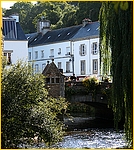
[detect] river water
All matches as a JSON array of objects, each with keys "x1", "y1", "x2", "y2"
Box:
[
  {"x1": 51, "y1": 113, "x2": 128, "y2": 149},
  {"x1": 23, "y1": 128, "x2": 127, "y2": 149},
  {"x1": 19, "y1": 113, "x2": 128, "y2": 148},
  {"x1": 52, "y1": 129, "x2": 127, "y2": 148}
]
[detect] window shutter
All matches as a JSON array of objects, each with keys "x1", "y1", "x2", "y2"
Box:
[
  {"x1": 91, "y1": 43, "x2": 93, "y2": 54},
  {"x1": 96, "y1": 43, "x2": 99, "y2": 54},
  {"x1": 84, "y1": 45, "x2": 87, "y2": 55},
  {"x1": 79, "y1": 45, "x2": 82, "y2": 55}
]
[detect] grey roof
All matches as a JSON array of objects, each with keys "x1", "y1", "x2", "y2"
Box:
[
  {"x1": 2, "y1": 18, "x2": 27, "y2": 40},
  {"x1": 70, "y1": 21, "x2": 100, "y2": 41},
  {"x1": 27, "y1": 21, "x2": 100, "y2": 47},
  {"x1": 27, "y1": 25, "x2": 82, "y2": 47}
]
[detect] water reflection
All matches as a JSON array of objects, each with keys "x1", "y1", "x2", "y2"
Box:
[{"x1": 53, "y1": 129, "x2": 127, "y2": 148}]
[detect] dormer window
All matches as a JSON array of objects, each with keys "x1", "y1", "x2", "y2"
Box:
[
  {"x1": 79, "y1": 44, "x2": 86, "y2": 56},
  {"x1": 47, "y1": 36, "x2": 51, "y2": 39},
  {"x1": 58, "y1": 34, "x2": 61, "y2": 37},
  {"x1": 67, "y1": 32, "x2": 70, "y2": 35}
]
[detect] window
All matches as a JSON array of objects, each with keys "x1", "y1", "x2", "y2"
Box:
[
  {"x1": 79, "y1": 44, "x2": 86, "y2": 56},
  {"x1": 56, "y1": 78, "x2": 60, "y2": 83},
  {"x1": 28, "y1": 52, "x2": 31, "y2": 60},
  {"x1": 51, "y1": 78, "x2": 54, "y2": 83},
  {"x1": 41, "y1": 50, "x2": 44, "y2": 58},
  {"x1": 81, "y1": 60, "x2": 86, "y2": 75},
  {"x1": 50, "y1": 49, "x2": 54, "y2": 58},
  {"x1": 66, "y1": 62, "x2": 70, "y2": 72},
  {"x1": 4, "y1": 52, "x2": 12, "y2": 65},
  {"x1": 58, "y1": 62, "x2": 62, "y2": 69},
  {"x1": 92, "y1": 42, "x2": 98, "y2": 55},
  {"x1": 46, "y1": 78, "x2": 50, "y2": 83},
  {"x1": 93, "y1": 59, "x2": 98, "y2": 74},
  {"x1": 35, "y1": 51, "x2": 38, "y2": 59},
  {"x1": 58, "y1": 48, "x2": 61, "y2": 55},
  {"x1": 42, "y1": 63, "x2": 46, "y2": 71},
  {"x1": 35, "y1": 64, "x2": 39, "y2": 72},
  {"x1": 66, "y1": 47, "x2": 70, "y2": 55}
]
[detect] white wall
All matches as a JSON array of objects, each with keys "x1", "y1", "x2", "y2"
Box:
[
  {"x1": 4, "y1": 40, "x2": 28, "y2": 64},
  {"x1": 29, "y1": 38, "x2": 100, "y2": 78},
  {"x1": 29, "y1": 41, "x2": 73, "y2": 76},
  {"x1": 72, "y1": 37, "x2": 100, "y2": 77}
]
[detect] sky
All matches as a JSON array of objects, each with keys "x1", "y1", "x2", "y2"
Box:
[{"x1": 1, "y1": 1, "x2": 37, "y2": 9}]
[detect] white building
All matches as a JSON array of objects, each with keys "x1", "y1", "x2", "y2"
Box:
[
  {"x1": 3, "y1": 14, "x2": 28, "y2": 65},
  {"x1": 70, "y1": 19, "x2": 100, "y2": 79},
  {"x1": 27, "y1": 18, "x2": 100, "y2": 78}
]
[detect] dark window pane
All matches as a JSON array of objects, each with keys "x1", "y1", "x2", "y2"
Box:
[{"x1": 56, "y1": 78, "x2": 59, "y2": 83}]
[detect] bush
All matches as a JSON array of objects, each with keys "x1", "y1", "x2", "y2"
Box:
[
  {"x1": 2, "y1": 60, "x2": 68, "y2": 148},
  {"x1": 82, "y1": 76, "x2": 99, "y2": 93}
]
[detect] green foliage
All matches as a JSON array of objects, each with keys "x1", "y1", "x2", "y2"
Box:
[
  {"x1": 65, "y1": 85, "x2": 76, "y2": 97},
  {"x1": 3, "y1": 1, "x2": 101, "y2": 33},
  {"x1": 99, "y1": 2, "x2": 132, "y2": 147},
  {"x1": 4, "y1": 2, "x2": 33, "y2": 33},
  {"x1": 2, "y1": 60, "x2": 68, "y2": 148},
  {"x1": 82, "y1": 76, "x2": 99, "y2": 93},
  {"x1": 76, "y1": 2, "x2": 102, "y2": 24},
  {"x1": 67, "y1": 102, "x2": 95, "y2": 115},
  {"x1": 65, "y1": 83, "x2": 88, "y2": 98}
]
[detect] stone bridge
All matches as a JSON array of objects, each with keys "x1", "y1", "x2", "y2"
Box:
[
  {"x1": 67, "y1": 93, "x2": 113, "y2": 120},
  {"x1": 65, "y1": 81, "x2": 113, "y2": 120},
  {"x1": 68, "y1": 93, "x2": 108, "y2": 107}
]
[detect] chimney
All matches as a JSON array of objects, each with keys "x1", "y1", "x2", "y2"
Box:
[
  {"x1": 37, "y1": 16, "x2": 51, "y2": 35},
  {"x1": 82, "y1": 18, "x2": 92, "y2": 27},
  {"x1": 10, "y1": 13, "x2": 19, "y2": 22}
]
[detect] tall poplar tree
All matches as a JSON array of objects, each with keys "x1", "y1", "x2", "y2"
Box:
[{"x1": 99, "y1": 2, "x2": 132, "y2": 147}]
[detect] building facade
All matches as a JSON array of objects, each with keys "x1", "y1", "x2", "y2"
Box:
[
  {"x1": 27, "y1": 18, "x2": 100, "y2": 79},
  {"x1": 70, "y1": 20, "x2": 100, "y2": 79},
  {"x1": 42, "y1": 59, "x2": 65, "y2": 98},
  {"x1": 3, "y1": 14, "x2": 28, "y2": 65}
]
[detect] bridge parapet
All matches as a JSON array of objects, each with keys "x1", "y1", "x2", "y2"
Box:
[
  {"x1": 68, "y1": 93, "x2": 108, "y2": 105},
  {"x1": 65, "y1": 81, "x2": 111, "y2": 106}
]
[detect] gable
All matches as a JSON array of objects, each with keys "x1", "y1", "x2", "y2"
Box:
[{"x1": 42, "y1": 61, "x2": 64, "y2": 77}]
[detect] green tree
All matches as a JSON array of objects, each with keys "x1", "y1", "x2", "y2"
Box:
[
  {"x1": 61, "y1": 3, "x2": 78, "y2": 27},
  {"x1": 2, "y1": 60, "x2": 68, "y2": 148},
  {"x1": 3, "y1": 1, "x2": 102, "y2": 33},
  {"x1": 99, "y1": 2, "x2": 132, "y2": 147},
  {"x1": 76, "y1": 2, "x2": 102, "y2": 24},
  {"x1": 4, "y1": 2, "x2": 33, "y2": 33}
]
